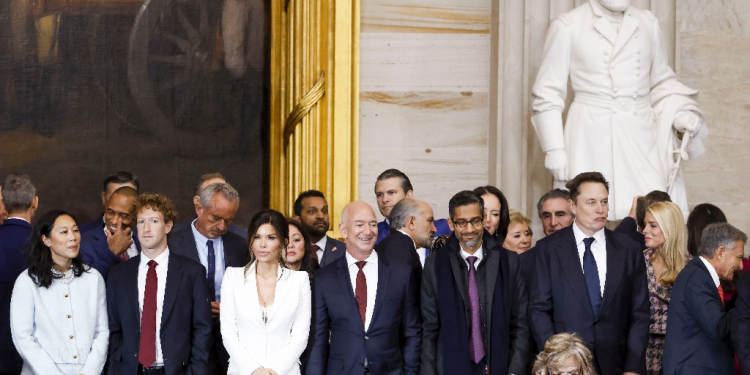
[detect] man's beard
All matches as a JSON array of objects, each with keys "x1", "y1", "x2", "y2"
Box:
[
  {"x1": 598, "y1": 0, "x2": 629, "y2": 12},
  {"x1": 463, "y1": 239, "x2": 480, "y2": 248}
]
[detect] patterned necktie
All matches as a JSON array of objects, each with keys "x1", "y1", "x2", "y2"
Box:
[
  {"x1": 582, "y1": 237, "x2": 602, "y2": 317},
  {"x1": 718, "y1": 285, "x2": 725, "y2": 307},
  {"x1": 355, "y1": 261, "x2": 367, "y2": 327},
  {"x1": 467, "y1": 256, "x2": 485, "y2": 363},
  {"x1": 207, "y1": 240, "x2": 216, "y2": 302},
  {"x1": 310, "y1": 244, "x2": 321, "y2": 264},
  {"x1": 139, "y1": 260, "x2": 158, "y2": 368}
]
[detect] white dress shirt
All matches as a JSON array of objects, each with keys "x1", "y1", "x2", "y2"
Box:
[
  {"x1": 459, "y1": 244, "x2": 484, "y2": 270},
  {"x1": 10, "y1": 268, "x2": 109, "y2": 375},
  {"x1": 572, "y1": 222, "x2": 607, "y2": 297},
  {"x1": 699, "y1": 256, "x2": 721, "y2": 288},
  {"x1": 138, "y1": 249, "x2": 170, "y2": 367},
  {"x1": 314, "y1": 236, "x2": 328, "y2": 264},
  {"x1": 346, "y1": 251, "x2": 378, "y2": 331},
  {"x1": 191, "y1": 220, "x2": 226, "y2": 301}
]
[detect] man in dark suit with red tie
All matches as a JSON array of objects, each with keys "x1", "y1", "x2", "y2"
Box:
[
  {"x1": 293, "y1": 190, "x2": 346, "y2": 268},
  {"x1": 306, "y1": 201, "x2": 421, "y2": 375},
  {"x1": 528, "y1": 172, "x2": 649, "y2": 375},
  {"x1": 107, "y1": 193, "x2": 212, "y2": 375}
]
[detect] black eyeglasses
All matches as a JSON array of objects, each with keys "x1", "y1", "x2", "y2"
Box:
[{"x1": 452, "y1": 217, "x2": 483, "y2": 229}]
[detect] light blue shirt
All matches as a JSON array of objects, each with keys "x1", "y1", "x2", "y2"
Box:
[{"x1": 191, "y1": 219, "x2": 226, "y2": 302}]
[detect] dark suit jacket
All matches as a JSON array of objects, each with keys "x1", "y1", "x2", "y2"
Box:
[
  {"x1": 375, "y1": 230, "x2": 423, "y2": 289},
  {"x1": 106, "y1": 253, "x2": 213, "y2": 375},
  {"x1": 79, "y1": 213, "x2": 104, "y2": 234},
  {"x1": 733, "y1": 270, "x2": 750, "y2": 375},
  {"x1": 0, "y1": 218, "x2": 32, "y2": 374},
  {"x1": 80, "y1": 225, "x2": 141, "y2": 281},
  {"x1": 613, "y1": 217, "x2": 646, "y2": 250},
  {"x1": 318, "y1": 235, "x2": 346, "y2": 268},
  {"x1": 421, "y1": 234, "x2": 530, "y2": 375},
  {"x1": 528, "y1": 225, "x2": 649, "y2": 375},
  {"x1": 306, "y1": 253, "x2": 421, "y2": 375},
  {"x1": 663, "y1": 257, "x2": 734, "y2": 375},
  {"x1": 377, "y1": 219, "x2": 451, "y2": 245}
]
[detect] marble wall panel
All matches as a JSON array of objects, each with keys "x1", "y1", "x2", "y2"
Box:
[{"x1": 362, "y1": 4, "x2": 491, "y2": 34}]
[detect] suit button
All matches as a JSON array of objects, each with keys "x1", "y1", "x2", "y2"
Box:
[
  {"x1": 64, "y1": 294, "x2": 69, "y2": 298},
  {"x1": 70, "y1": 335, "x2": 74, "y2": 339},
  {"x1": 73, "y1": 355, "x2": 77, "y2": 359},
  {"x1": 67, "y1": 315, "x2": 71, "y2": 318}
]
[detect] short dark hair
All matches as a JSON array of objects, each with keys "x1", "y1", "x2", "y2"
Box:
[
  {"x1": 134, "y1": 193, "x2": 178, "y2": 225},
  {"x1": 1, "y1": 174, "x2": 35, "y2": 213},
  {"x1": 636, "y1": 190, "x2": 672, "y2": 231},
  {"x1": 293, "y1": 190, "x2": 326, "y2": 216},
  {"x1": 536, "y1": 189, "x2": 571, "y2": 218},
  {"x1": 27, "y1": 210, "x2": 88, "y2": 288},
  {"x1": 473, "y1": 185, "x2": 510, "y2": 240},
  {"x1": 448, "y1": 190, "x2": 484, "y2": 219},
  {"x1": 565, "y1": 172, "x2": 609, "y2": 204},
  {"x1": 375, "y1": 169, "x2": 413, "y2": 194},
  {"x1": 102, "y1": 171, "x2": 139, "y2": 192},
  {"x1": 194, "y1": 173, "x2": 226, "y2": 196},
  {"x1": 698, "y1": 222, "x2": 747, "y2": 259},
  {"x1": 687, "y1": 203, "x2": 727, "y2": 257}
]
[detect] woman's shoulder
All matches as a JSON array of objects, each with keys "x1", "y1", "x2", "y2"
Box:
[
  {"x1": 285, "y1": 269, "x2": 311, "y2": 283},
  {"x1": 224, "y1": 266, "x2": 247, "y2": 279}
]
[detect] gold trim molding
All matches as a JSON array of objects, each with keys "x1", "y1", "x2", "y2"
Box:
[{"x1": 270, "y1": 0, "x2": 360, "y2": 234}]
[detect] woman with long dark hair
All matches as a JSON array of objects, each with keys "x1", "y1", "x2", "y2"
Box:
[
  {"x1": 221, "y1": 209, "x2": 311, "y2": 375},
  {"x1": 285, "y1": 219, "x2": 320, "y2": 282},
  {"x1": 472, "y1": 185, "x2": 510, "y2": 239},
  {"x1": 10, "y1": 210, "x2": 108, "y2": 374}
]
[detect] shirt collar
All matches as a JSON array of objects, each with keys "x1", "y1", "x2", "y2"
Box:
[
  {"x1": 6, "y1": 216, "x2": 30, "y2": 223},
  {"x1": 572, "y1": 221, "x2": 606, "y2": 246},
  {"x1": 699, "y1": 256, "x2": 721, "y2": 287},
  {"x1": 397, "y1": 229, "x2": 417, "y2": 249},
  {"x1": 345, "y1": 249, "x2": 377, "y2": 267},
  {"x1": 315, "y1": 235, "x2": 328, "y2": 250},
  {"x1": 140, "y1": 248, "x2": 170, "y2": 267},
  {"x1": 459, "y1": 243, "x2": 484, "y2": 263}
]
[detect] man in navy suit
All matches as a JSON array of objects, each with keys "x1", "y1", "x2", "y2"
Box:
[
  {"x1": 293, "y1": 190, "x2": 346, "y2": 268},
  {"x1": 528, "y1": 172, "x2": 649, "y2": 375},
  {"x1": 168, "y1": 182, "x2": 249, "y2": 375},
  {"x1": 107, "y1": 193, "x2": 212, "y2": 375},
  {"x1": 172, "y1": 173, "x2": 247, "y2": 239},
  {"x1": 664, "y1": 223, "x2": 746, "y2": 375},
  {"x1": 0, "y1": 174, "x2": 38, "y2": 375},
  {"x1": 79, "y1": 171, "x2": 139, "y2": 234},
  {"x1": 80, "y1": 186, "x2": 140, "y2": 280},
  {"x1": 307, "y1": 201, "x2": 421, "y2": 375},
  {"x1": 374, "y1": 169, "x2": 451, "y2": 244}
]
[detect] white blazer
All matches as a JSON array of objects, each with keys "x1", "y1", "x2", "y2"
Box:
[{"x1": 221, "y1": 264, "x2": 311, "y2": 375}]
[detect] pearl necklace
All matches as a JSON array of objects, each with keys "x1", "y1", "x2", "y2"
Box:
[{"x1": 51, "y1": 266, "x2": 75, "y2": 284}]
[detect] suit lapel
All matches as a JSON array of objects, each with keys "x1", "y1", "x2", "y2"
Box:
[
  {"x1": 594, "y1": 16, "x2": 618, "y2": 46},
  {"x1": 483, "y1": 242, "x2": 500, "y2": 316},
  {"x1": 368, "y1": 257, "x2": 391, "y2": 332},
  {"x1": 448, "y1": 249, "x2": 471, "y2": 312},
  {"x1": 126, "y1": 256, "x2": 142, "y2": 323},
  {"x1": 268, "y1": 268, "x2": 293, "y2": 321},
  {"x1": 321, "y1": 236, "x2": 341, "y2": 267},
  {"x1": 612, "y1": 10, "x2": 640, "y2": 57},
  {"x1": 335, "y1": 257, "x2": 362, "y2": 326},
  {"x1": 181, "y1": 230, "x2": 201, "y2": 263},
  {"x1": 600, "y1": 230, "x2": 625, "y2": 318},
  {"x1": 161, "y1": 254, "x2": 184, "y2": 327},
  {"x1": 556, "y1": 228, "x2": 595, "y2": 318}
]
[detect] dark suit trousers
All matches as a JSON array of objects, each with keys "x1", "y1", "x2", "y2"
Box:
[{"x1": 208, "y1": 317, "x2": 229, "y2": 375}]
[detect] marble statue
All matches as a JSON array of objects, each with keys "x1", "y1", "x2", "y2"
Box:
[{"x1": 531, "y1": 0, "x2": 708, "y2": 220}]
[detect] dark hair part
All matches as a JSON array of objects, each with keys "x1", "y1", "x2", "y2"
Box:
[
  {"x1": 375, "y1": 169, "x2": 413, "y2": 194},
  {"x1": 1, "y1": 174, "x2": 35, "y2": 213},
  {"x1": 473, "y1": 185, "x2": 510, "y2": 240},
  {"x1": 698, "y1": 222, "x2": 747, "y2": 258},
  {"x1": 565, "y1": 172, "x2": 609, "y2": 204},
  {"x1": 194, "y1": 173, "x2": 226, "y2": 196},
  {"x1": 134, "y1": 193, "x2": 178, "y2": 225},
  {"x1": 636, "y1": 190, "x2": 672, "y2": 231},
  {"x1": 448, "y1": 190, "x2": 484, "y2": 219},
  {"x1": 293, "y1": 190, "x2": 326, "y2": 216},
  {"x1": 687, "y1": 203, "x2": 727, "y2": 257},
  {"x1": 536, "y1": 189, "x2": 571, "y2": 218},
  {"x1": 102, "y1": 171, "x2": 139, "y2": 192},
  {"x1": 288, "y1": 219, "x2": 320, "y2": 281},
  {"x1": 27, "y1": 210, "x2": 88, "y2": 288},
  {"x1": 246, "y1": 209, "x2": 290, "y2": 269}
]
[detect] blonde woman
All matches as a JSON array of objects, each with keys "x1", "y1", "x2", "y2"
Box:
[
  {"x1": 503, "y1": 210, "x2": 533, "y2": 254},
  {"x1": 642, "y1": 201, "x2": 689, "y2": 375},
  {"x1": 532, "y1": 333, "x2": 596, "y2": 375}
]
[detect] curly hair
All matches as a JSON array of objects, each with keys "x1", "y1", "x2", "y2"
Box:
[
  {"x1": 133, "y1": 193, "x2": 178, "y2": 224},
  {"x1": 532, "y1": 333, "x2": 596, "y2": 375}
]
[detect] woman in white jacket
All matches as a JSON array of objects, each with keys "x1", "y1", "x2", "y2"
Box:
[
  {"x1": 10, "y1": 210, "x2": 108, "y2": 375},
  {"x1": 221, "y1": 209, "x2": 311, "y2": 375}
]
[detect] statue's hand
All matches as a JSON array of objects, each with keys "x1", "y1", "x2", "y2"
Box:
[
  {"x1": 673, "y1": 111, "x2": 700, "y2": 135},
  {"x1": 545, "y1": 149, "x2": 568, "y2": 182}
]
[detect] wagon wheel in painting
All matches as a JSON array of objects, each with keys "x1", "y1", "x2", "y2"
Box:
[{"x1": 128, "y1": 0, "x2": 244, "y2": 156}]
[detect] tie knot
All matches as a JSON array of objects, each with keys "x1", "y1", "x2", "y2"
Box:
[
  {"x1": 467, "y1": 256, "x2": 478, "y2": 265},
  {"x1": 356, "y1": 261, "x2": 367, "y2": 270},
  {"x1": 583, "y1": 237, "x2": 595, "y2": 248},
  {"x1": 206, "y1": 239, "x2": 214, "y2": 248},
  {"x1": 147, "y1": 260, "x2": 158, "y2": 268},
  {"x1": 311, "y1": 244, "x2": 321, "y2": 252}
]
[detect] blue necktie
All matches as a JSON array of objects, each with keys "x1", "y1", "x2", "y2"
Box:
[
  {"x1": 582, "y1": 237, "x2": 601, "y2": 317},
  {"x1": 207, "y1": 239, "x2": 216, "y2": 302}
]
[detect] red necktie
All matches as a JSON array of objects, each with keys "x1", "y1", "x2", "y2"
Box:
[
  {"x1": 139, "y1": 260, "x2": 158, "y2": 367},
  {"x1": 310, "y1": 244, "x2": 321, "y2": 264},
  {"x1": 355, "y1": 261, "x2": 367, "y2": 326},
  {"x1": 119, "y1": 252, "x2": 130, "y2": 261},
  {"x1": 718, "y1": 285, "x2": 725, "y2": 307}
]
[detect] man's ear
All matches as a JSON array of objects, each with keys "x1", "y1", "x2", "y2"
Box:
[
  {"x1": 31, "y1": 196, "x2": 39, "y2": 210},
  {"x1": 194, "y1": 199, "x2": 204, "y2": 216},
  {"x1": 101, "y1": 192, "x2": 108, "y2": 207},
  {"x1": 165, "y1": 221, "x2": 174, "y2": 234},
  {"x1": 406, "y1": 190, "x2": 414, "y2": 199},
  {"x1": 715, "y1": 246, "x2": 727, "y2": 261},
  {"x1": 407, "y1": 215, "x2": 417, "y2": 231},
  {"x1": 448, "y1": 217, "x2": 455, "y2": 232},
  {"x1": 568, "y1": 199, "x2": 576, "y2": 216},
  {"x1": 293, "y1": 215, "x2": 300, "y2": 221},
  {"x1": 338, "y1": 222, "x2": 347, "y2": 240}
]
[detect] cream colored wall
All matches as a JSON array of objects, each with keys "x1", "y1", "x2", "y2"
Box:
[{"x1": 358, "y1": 0, "x2": 750, "y2": 239}]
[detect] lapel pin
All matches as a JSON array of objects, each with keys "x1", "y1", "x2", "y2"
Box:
[{"x1": 332, "y1": 247, "x2": 338, "y2": 252}]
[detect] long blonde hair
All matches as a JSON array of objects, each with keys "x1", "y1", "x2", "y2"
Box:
[
  {"x1": 647, "y1": 201, "x2": 689, "y2": 285},
  {"x1": 532, "y1": 333, "x2": 596, "y2": 375}
]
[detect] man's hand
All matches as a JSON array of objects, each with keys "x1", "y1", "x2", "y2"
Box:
[
  {"x1": 106, "y1": 222, "x2": 133, "y2": 256},
  {"x1": 544, "y1": 149, "x2": 569, "y2": 182},
  {"x1": 673, "y1": 111, "x2": 700, "y2": 134},
  {"x1": 211, "y1": 302, "x2": 220, "y2": 317},
  {"x1": 628, "y1": 195, "x2": 642, "y2": 219}
]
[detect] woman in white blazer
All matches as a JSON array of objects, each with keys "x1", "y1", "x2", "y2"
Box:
[
  {"x1": 10, "y1": 210, "x2": 108, "y2": 375},
  {"x1": 221, "y1": 209, "x2": 311, "y2": 375}
]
